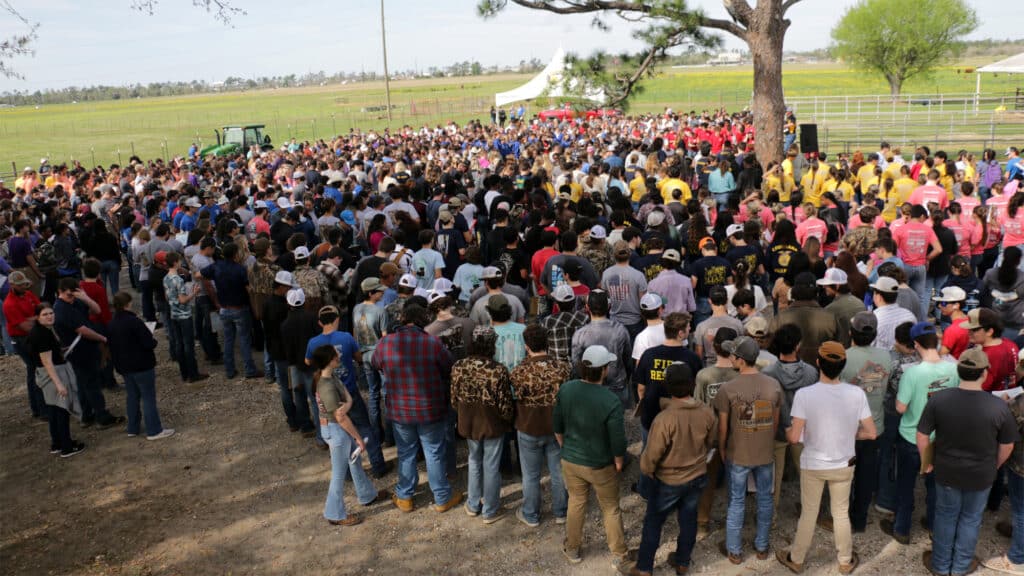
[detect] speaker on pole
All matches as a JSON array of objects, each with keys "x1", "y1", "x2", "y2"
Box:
[{"x1": 799, "y1": 123, "x2": 819, "y2": 155}]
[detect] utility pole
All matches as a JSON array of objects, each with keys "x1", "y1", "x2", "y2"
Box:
[{"x1": 380, "y1": 0, "x2": 392, "y2": 124}]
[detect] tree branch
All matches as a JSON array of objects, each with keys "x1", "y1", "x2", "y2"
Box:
[
  {"x1": 781, "y1": 0, "x2": 805, "y2": 13},
  {"x1": 723, "y1": 0, "x2": 753, "y2": 27},
  {"x1": 700, "y1": 16, "x2": 747, "y2": 40},
  {"x1": 508, "y1": 0, "x2": 650, "y2": 15}
]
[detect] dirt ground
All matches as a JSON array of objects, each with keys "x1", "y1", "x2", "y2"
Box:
[{"x1": 0, "y1": 336, "x2": 1018, "y2": 576}]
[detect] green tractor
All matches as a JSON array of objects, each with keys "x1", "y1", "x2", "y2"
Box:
[{"x1": 198, "y1": 124, "x2": 273, "y2": 157}]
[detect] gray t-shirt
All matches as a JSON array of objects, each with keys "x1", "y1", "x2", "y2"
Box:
[
  {"x1": 470, "y1": 293, "x2": 527, "y2": 326},
  {"x1": 601, "y1": 264, "x2": 648, "y2": 327},
  {"x1": 412, "y1": 248, "x2": 446, "y2": 290},
  {"x1": 190, "y1": 253, "x2": 215, "y2": 296},
  {"x1": 693, "y1": 315, "x2": 745, "y2": 365},
  {"x1": 840, "y1": 345, "x2": 893, "y2": 434}
]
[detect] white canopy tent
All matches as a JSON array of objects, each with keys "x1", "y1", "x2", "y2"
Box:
[
  {"x1": 975, "y1": 52, "x2": 1024, "y2": 110},
  {"x1": 495, "y1": 47, "x2": 606, "y2": 107}
]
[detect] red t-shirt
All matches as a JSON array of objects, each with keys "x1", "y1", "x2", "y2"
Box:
[
  {"x1": 531, "y1": 247, "x2": 560, "y2": 295},
  {"x1": 892, "y1": 220, "x2": 937, "y2": 267},
  {"x1": 2, "y1": 290, "x2": 40, "y2": 337},
  {"x1": 941, "y1": 320, "x2": 970, "y2": 359},
  {"x1": 79, "y1": 279, "x2": 111, "y2": 325},
  {"x1": 981, "y1": 339, "x2": 1020, "y2": 392}
]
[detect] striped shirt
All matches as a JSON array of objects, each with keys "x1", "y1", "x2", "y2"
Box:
[{"x1": 872, "y1": 304, "x2": 917, "y2": 351}]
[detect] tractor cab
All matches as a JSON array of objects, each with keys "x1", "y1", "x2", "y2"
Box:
[{"x1": 199, "y1": 124, "x2": 273, "y2": 157}]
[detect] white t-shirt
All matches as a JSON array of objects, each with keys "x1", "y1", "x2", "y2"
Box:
[
  {"x1": 790, "y1": 381, "x2": 872, "y2": 470},
  {"x1": 632, "y1": 323, "x2": 666, "y2": 361}
]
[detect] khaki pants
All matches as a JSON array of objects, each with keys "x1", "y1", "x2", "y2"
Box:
[
  {"x1": 789, "y1": 466, "x2": 855, "y2": 565},
  {"x1": 561, "y1": 460, "x2": 627, "y2": 556},
  {"x1": 773, "y1": 440, "x2": 803, "y2": 507},
  {"x1": 697, "y1": 455, "x2": 722, "y2": 525}
]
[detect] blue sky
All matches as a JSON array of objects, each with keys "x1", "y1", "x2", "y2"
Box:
[{"x1": 1, "y1": 0, "x2": 1019, "y2": 91}]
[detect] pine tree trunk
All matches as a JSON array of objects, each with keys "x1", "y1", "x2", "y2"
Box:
[{"x1": 746, "y1": 13, "x2": 786, "y2": 168}]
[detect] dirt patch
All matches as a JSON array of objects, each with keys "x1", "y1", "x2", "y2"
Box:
[{"x1": 0, "y1": 341, "x2": 1015, "y2": 575}]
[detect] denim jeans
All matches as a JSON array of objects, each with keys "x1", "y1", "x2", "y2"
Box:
[
  {"x1": 157, "y1": 300, "x2": 176, "y2": 362},
  {"x1": 12, "y1": 335, "x2": 46, "y2": 418},
  {"x1": 445, "y1": 408, "x2": 457, "y2": 477},
  {"x1": 1010, "y1": 469, "x2": 1024, "y2": 564},
  {"x1": 894, "y1": 437, "x2": 936, "y2": 537},
  {"x1": 361, "y1": 351, "x2": 388, "y2": 440},
  {"x1": 903, "y1": 264, "x2": 927, "y2": 320},
  {"x1": 726, "y1": 462, "x2": 774, "y2": 555},
  {"x1": 122, "y1": 368, "x2": 164, "y2": 437},
  {"x1": 72, "y1": 357, "x2": 113, "y2": 424},
  {"x1": 392, "y1": 420, "x2": 452, "y2": 505},
  {"x1": 100, "y1": 259, "x2": 120, "y2": 296},
  {"x1": 219, "y1": 307, "x2": 258, "y2": 378},
  {"x1": 288, "y1": 366, "x2": 322, "y2": 444},
  {"x1": 518, "y1": 431, "x2": 567, "y2": 524},
  {"x1": 925, "y1": 275, "x2": 947, "y2": 321},
  {"x1": 637, "y1": 475, "x2": 707, "y2": 572},
  {"x1": 637, "y1": 426, "x2": 654, "y2": 499},
  {"x1": 693, "y1": 298, "x2": 712, "y2": 328},
  {"x1": 169, "y1": 316, "x2": 200, "y2": 380},
  {"x1": 850, "y1": 438, "x2": 880, "y2": 531},
  {"x1": 876, "y1": 411, "x2": 901, "y2": 512},
  {"x1": 274, "y1": 360, "x2": 312, "y2": 431},
  {"x1": 321, "y1": 422, "x2": 377, "y2": 521},
  {"x1": 348, "y1": 390, "x2": 386, "y2": 475},
  {"x1": 0, "y1": 302, "x2": 15, "y2": 355},
  {"x1": 193, "y1": 295, "x2": 221, "y2": 361},
  {"x1": 466, "y1": 437, "x2": 504, "y2": 518},
  {"x1": 931, "y1": 482, "x2": 991, "y2": 574}
]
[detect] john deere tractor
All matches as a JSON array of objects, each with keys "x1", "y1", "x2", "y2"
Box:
[{"x1": 199, "y1": 124, "x2": 273, "y2": 157}]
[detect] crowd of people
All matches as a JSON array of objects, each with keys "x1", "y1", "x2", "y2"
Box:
[{"x1": 2, "y1": 107, "x2": 1024, "y2": 574}]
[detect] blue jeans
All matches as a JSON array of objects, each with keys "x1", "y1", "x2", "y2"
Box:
[
  {"x1": 219, "y1": 307, "x2": 258, "y2": 378},
  {"x1": 288, "y1": 366, "x2": 322, "y2": 444},
  {"x1": 1010, "y1": 469, "x2": 1024, "y2": 564},
  {"x1": 100, "y1": 259, "x2": 120, "y2": 296},
  {"x1": 903, "y1": 264, "x2": 927, "y2": 319},
  {"x1": 0, "y1": 301, "x2": 14, "y2": 355},
  {"x1": 894, "y1": 437, "x2": 936, "y2": 537},
  {"x1": 361, "y1": 352, "x2": 387, "y2": 440},
  {"x1": 122, "y1": 368, "x2": 163, "y2": 437},
  {"x1": 274, "y1": 360, "x2": 312, "y2": 431},
  {"x1": 157, "y1": 300, "x2": 176, "y2": 362},
  {"x1": 518, "y1": 431, "x2": 567, "y2": 523},
  {"x1": 193, "y1": 295, "x2": 221, "y2": 361},
  {"x1": 321, "y1": 422, "x2": 377, "y2": 521},
  {"x1": 637, "y1": 426, "x2": 654, "y2": 499},
  {"x1": 12, "y1": 335, "x2": 46, "y2": 418},
  {"x1": 693, "y1": 298, "x2": 712, "y2": 328},
  {"x1": 925, "y1": 275, "x2": 948, "y2": 321},
  {"x1": 726, "y1": 462, "x2": 773, "y2": 555},
  {"x1": 392, "y1": 420, "x2": 452, "y2": 505},
  {"x1": 637, "y1": 475, "x2": 707, "y2": 572},
  {"x1": 466, "y1": 437, "x2": 504, "y2": 518},
  {"x1": 169, "y1": 316, "x2": 200, "y2": 380},
  {"x1": 876, "y1": 411, "x2": 901, "y2": 512},
  {"x1": 931, "y1": 482, "x2": 991, "y2": 574},
  {"x1": 348, "y1": 390, "x2": 387, "y2": 475},
  {"x1": 72, "y1": 357, "x2": 113, "y2": 424}
]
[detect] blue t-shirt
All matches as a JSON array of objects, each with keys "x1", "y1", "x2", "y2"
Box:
[
  {"x1": 1008, "y1": 157, "x2": 1022, "y2": 181},
  {"x1": 305, "y1": 330, "x2": 359, "y2": 395},
  {"x1": 412, "y1": 248, "x2": 446, "y2": 290}
]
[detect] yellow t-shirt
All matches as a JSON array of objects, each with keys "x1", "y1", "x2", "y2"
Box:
[
  {"x1": 964, "y1": 162, "x2": 976, "y2": 183},
  {"x1": 629, "y1": 175, "x2": 647, "y2": 203},
  {"x1": 857, "y1": 164, "x2": 877, "y2": 195},
  {"x1": 658, "y1": 177, "x2": 691, "y2": 204},
  {"x1": 882, "y1": 177, "x2": 917, "y2": 222},
  {"x1": 570, "y1": 182, "x2": 584, "y2": 203},
  {"x1": 764, "y1": 174, "x2": 796, "y2": 203},
  {"x1": 782, "y1": 158, "x2": 794, "y2": 178},
  {"x1": 940, "y1": 175, "x2": 954, "y2": 200},
  {"x1": 801, "y1": 171, "x2": 822, "y2": 206}
]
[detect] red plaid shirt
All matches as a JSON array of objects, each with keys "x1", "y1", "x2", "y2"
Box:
[{"x1": 372, "y1": 325, "x2": 453, "y2": 425}]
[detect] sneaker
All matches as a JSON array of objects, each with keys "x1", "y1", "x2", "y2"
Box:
[
  {"x1": 49, "y1": 446, "x2": 60, "y2": 455},
  {"x1": 880, "y1": 517, "x2": 909, "y2": 545},
  {"x1": 554, "y1": 516, "x2": 566, "y2": 525},
  {"x1": 147, "y1": 429, "x2": 176, "y2": 441},
  {"x1": 874, "y1": 503, "x2": 895, "y2": 516},
  {"x1": 60, "y1": 443, "x2": 86, "y2": 458},
  {"x1": 126, "y1": 431, "x2": 139, "y2": 437},
  {"x1": 562, "y1": 547, "x2": 583, "y2": 564},
  {"x1": 613, "y1": 553, "x2": 638, "y2": 574},
  {"x1": 776, "y1": 550, "x2": 804, "y2": 574},
  {"x1": 983, "y1": 554, "x2": 1024, "y2": 574},
  {"x1": 515, "y1": 506, "x2": 539, "y2": 528},
  {"x1": 96, "y1": 416, "x2": 126, "y2": 430},
  {"x1": 482, "y1": 508, "x2": 506, "y2": 524},
  {"x1": 432, "y1": 492, "x2": 463, "y2": 513},
  {"x1": 464, "y1": 502, "x2": 479, "y2": 517}
]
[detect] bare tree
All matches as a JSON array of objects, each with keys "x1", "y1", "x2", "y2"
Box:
[
  {"x1": 1, "y1": 1, "x2": 245, "y2": 79},
  {"x1": 479, "y1": 0, "x2": 806, "y2": 165}
]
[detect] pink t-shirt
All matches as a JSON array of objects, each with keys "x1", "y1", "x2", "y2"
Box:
[
  {"x1": 892, "y1": 220, "x2": 937, "y2": 266},
  {"x1": 737, "y1": 204, "x2": 776, "y2": 230},
  {"x1": 795, "y1": 217, "x2": 828, "y2": 254},
  {"x1": 848, "y1": 214, "x2": 885, "y2": 230},
  {"x1": 957, "y1": 195, "x2": 980, "y2": 217},
  {"x1": 1000, "y1": 209, "x2": 1024, "y2": 248},
  {"x1": 943, "y1": 218, "x2": 973, "y2": 258},
  {"x1": 909, "y1": 185, "x2": 948, "y2": 210},
  {"x1": 989, "y1": 194, "x2": 1010, "y2": 222}
]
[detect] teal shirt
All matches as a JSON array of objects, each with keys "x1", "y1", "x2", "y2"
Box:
[
  {"x1": 897, "y1": 359, "x2": 959, "y2": 444},
  {"x1": 553, "y1": 379, "x2": 626, "y2": 468}
]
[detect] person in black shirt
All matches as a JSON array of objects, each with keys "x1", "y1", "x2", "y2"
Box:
[
  {"x1": 689, "y1": 237, "x2": 732, "y2": 326},
  {"x1": 28, "y1": 302, "x2": 84, "y2": 457},
  {"x1": 498, "y1": 227, "x2": 530, "y2": 289}
]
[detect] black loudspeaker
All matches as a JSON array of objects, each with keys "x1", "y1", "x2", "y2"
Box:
[{"x1": 799, "y1": 123, "x2": 819, "y2": 154}]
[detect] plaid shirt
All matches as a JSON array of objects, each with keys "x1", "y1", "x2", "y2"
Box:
[
  {"x1": 372, "y1": 325, "x2": 453, "y2": 425},
  {"x1": 540, "y1": 311, "x2": 590, "y2": 364}
]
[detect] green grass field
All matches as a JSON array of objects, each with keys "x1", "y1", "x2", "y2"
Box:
[{"x1": 1, "y1": 61, "x2": 1021, "y2": 173}]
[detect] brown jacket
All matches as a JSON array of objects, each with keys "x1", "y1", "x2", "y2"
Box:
[{"x1": 640, "y1": 398, "x2": 717, "y2": 485}]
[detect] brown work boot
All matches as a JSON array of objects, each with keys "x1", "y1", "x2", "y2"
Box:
[
  {"x1": 327, "y1": 515, "x2": 362, "y2": 526},
  {"x1": 718, "y1": 540, "x2": 742, "y2": 565},
  {"x1": 391, "y1": 493, "x2": 414, "y2": 513},
  {"x1": 838, "y1": 551, "x2": 859, "y2": 575},
  {"x1": 432, "y1": 492, "x2": 464, "y2": 513}
]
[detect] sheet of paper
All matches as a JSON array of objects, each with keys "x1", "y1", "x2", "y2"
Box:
[
  {"x1": 145, "y1": 322, "x2": 157, "y2": 334},
  {"x1": 993, "y1": 387, "x2": 1024, "y2": 399}
]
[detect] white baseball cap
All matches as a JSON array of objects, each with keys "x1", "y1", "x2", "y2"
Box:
[
  {"x1": 274, "y1": 270, "x2": 297, "y2": 287},
  {"x1": 816, "y1": 268, "x2": 848, "y2": 286},
  {"x1": 432, "y1": 277, "x2": 454, "y2": 294},
  {"x1": 427, "y1": 290, "x2": 445, "y2": 305},
  {"x1": 640, "y1": 293, "x2": 663, "y2": 311},
  {"x1": 552, "y1": 284, "x2": 576, "y2": 303},
  {"x1": 184, "y1": 197, "x2": 202, "y2": 208},
  {"x1": 581, "y1": 345, "x2": 617, "y2": 368},
  {"x1": 398, "y1": 274, "x2": 418, "y2": 289},
  {"x1": 726, "y1": 223, "x2": 745, "y2": 237},
  {"x1": 869, "y1": 277, "x2": 899, "y2": 293},
  {"x1": 293, "y1": 246, "x2": 310, "y2": 260},
  {"x1": 276, "y1": 197, "x2": 291, "y2": 210},
  {"x1": 286, "y1": 288, "x2": 306, "y2": 307},
  {"x1": 216, "y1": 195, "x2": 230, "y2": 205},
  {"x1": 480, "y1": 266, "x2": 503, "y2": 280},
  {"x1": 933, "y1": 286, "x2": 967, "y2": 303},
  {"x1": 589, "y1": 225, "x2": 607, "y2": 240}
]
